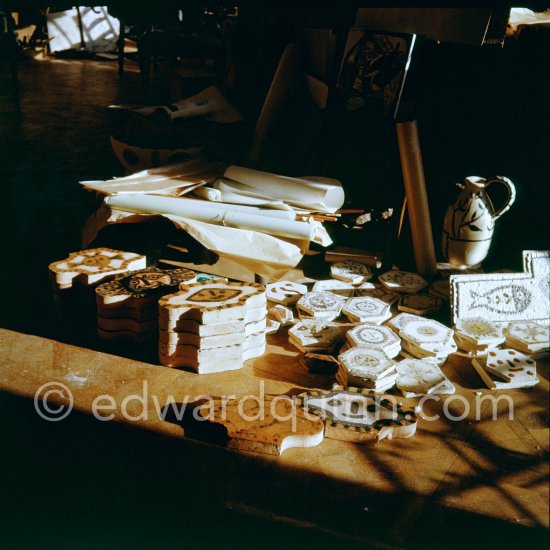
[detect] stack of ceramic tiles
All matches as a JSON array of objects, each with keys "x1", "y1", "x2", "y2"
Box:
[
  {"x1": 157, "y1": 281, "x2": 267, "y2": 373},
  {"x1": 471, "y1": 349, "x2": 539, "y2": 389},
  {"x1": 503, "y1": 321, "x2": 549, "y2": 358},
  {"x1": 453, "y1": 317, "x2": 505, "y2": 356},
  {"x1": 346, "y1": 323, "x2": 401, "y2": 358},
  {"x1": 330, "y1": 261, "x2": 373, "y2": 286},
  {"x1": 342, "y1": 296, "x2": 392, "y2": 324},
  {"x1": 48, "y1": 247, "x2": 146, "y2": 301},
  {"x1": 389, "y1": 313, "x2": 457, "y2": 364},
  {"x1": 296, "y1": 291, "x2": 347, "y2": 321},
  {"x1": 336, "y1": 347, "x2": 397, "y2": 392},
  {"x1": 95, "y1": 267, "x2": 195, "y2": 342},
  {"x1": 288, "y1": 320, "x2": 343, "y2": 353}
]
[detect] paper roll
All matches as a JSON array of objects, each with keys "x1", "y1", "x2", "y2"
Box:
[
  {"x1": 223, "y1": 166, "x2": 345, "y2": 213},
  {"x1": 105, "y1": 195, "x2": 315, "y2": 241}
]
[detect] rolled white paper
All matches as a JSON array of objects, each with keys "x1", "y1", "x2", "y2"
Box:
[
  {"x1": 223, "y1": 166, "x2": 345, "y2": 213},
  {"x1": 105, "y1": 195, "x2": 314, "y2": 241}
]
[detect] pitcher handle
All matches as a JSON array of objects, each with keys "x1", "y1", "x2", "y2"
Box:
[{"x1": 485, "y1": 176, "x2": 516, "y2": 220}]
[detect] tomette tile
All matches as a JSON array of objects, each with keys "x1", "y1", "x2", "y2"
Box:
[
  {"x1": 312, "y1": 279, "x2": 355, "y2": 297},
  {"x1": 455, "y1": 317, "x2": 505, "y2": 346},
  {"x1": 398, "y1": 293, "x2": 441, "y2": 315},
  {"x1": 338, "y1": 347, "x2": 396, "y2": 382},
  {"x1": 297, "y1": 292, "x2": 346, "y2": 320},
  {"x1": 330, "y1": 261, "x2": 373, "y2": 285},
  {"x1": 504, "y1": 321, "x2": 549, "y2": 353},
  {"x1": 396, "y1": 358, "x2": 455, "y2": 396},
  {"x1": 342, "y1": 297, "x2": 391, "y2": 323},
  {"x1": 288, "y1": 320, "x2": 343, "y2": 352},
  {"x1": 379, "y1": 270, "x2": 428, "y2": 294},
  {"x1": 355, "y1": 285, "x2": 400, "y2": 304},
  {"x1": 346, "y1": 323, "x2": 401, "y2": 357}
]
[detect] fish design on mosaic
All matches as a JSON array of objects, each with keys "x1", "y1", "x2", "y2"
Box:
[{"x1": 469, "y1": 285, "x2": 532, "y2": 313}]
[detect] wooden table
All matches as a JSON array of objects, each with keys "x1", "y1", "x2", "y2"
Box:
[{"x1": 0, "y1": 323, "x2": 547, "y2": 547}]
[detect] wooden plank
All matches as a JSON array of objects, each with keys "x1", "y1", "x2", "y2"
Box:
[{"x1": 0, "y1": 327, "x2": 547, "y2": 543}]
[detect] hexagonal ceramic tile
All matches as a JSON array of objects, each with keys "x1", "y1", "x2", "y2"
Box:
[
  {"x1": 396, "y1": 358, "x2": 455, "y2": 396},
  {"x1": 288, "y1": 320, "x2": 343, "y2": 352},
  {"x1": 356, "y1": 284, "x2": 400, "y2": 304},
  {"x1": 269, "y1": 304, "x2": 295, "y2": 325},
  {"x1": 347, "y1": 324, "x2": 401, "y2": 355},
  {"x1": 400, "y1": 318, "x2": 454, "y2": 347},
  {"x1": 398, "y1": 293, "x2": 441, "y2": 315},
  {"x1": 378, "y1": 270, "x2": 427, "y2": 293},
  {"x1": 455, "y1": 317, "x2": 504, "y2": 345},
  {"x1": 266, "y1": 280, "x2": 308, "y2": 305},
  {"x1": 330, "y1": 261, "x2": 373, "y2": 285},
  {"x1": 265, "y1": 319, "x2": 280, "y2": 334},
  {"x1": 504, "y1": 321, "x2": 549, "y2": 353},
  {"x1": 388, "y1": 312, "x2": 422, "y2": 332},
  {"x1": 342, "y1": 296, "x2": 390, "y2": 323},
  {"x1": 338, "y1": 347, "x2": 396, "y2": 381},
  {"x1": 297, "y1": 291, "x2": 346, "y2": 320},
  {"x1": 312, "y1": 279, "x2": 355, "y2": 297}
]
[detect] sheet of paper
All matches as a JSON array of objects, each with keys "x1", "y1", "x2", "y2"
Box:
[
  {"x1": 81, "y1": 160, "x2": 225, "y2": 195},
  {"x1": 223, "y1": 166, "x2": 345, "y2": 213},
  {"x1": 135, "y1": 86, "x2": 244, "y2": 124},
  {"x1": 105, "y1": 195, "x2": 316, "y2": 241},
  {"x1": 81, "y1": 205, "x2": 303, "y2": 280}
]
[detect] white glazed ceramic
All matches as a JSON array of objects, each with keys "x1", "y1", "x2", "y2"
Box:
[{"x1": 442, "y1": 175, "x2": 516, "y2": 268}]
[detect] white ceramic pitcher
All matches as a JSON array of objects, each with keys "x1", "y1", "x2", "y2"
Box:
[{"x1": 442, "y1": 175, "x2": 516, "y2": 268}]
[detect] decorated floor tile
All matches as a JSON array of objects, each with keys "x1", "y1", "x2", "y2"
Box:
[
  {"x1": 313, "y1": 279, "x2": 355, "y2": 297},
  {"x1": 330, "y1": 261, "x2": 372, "y2": 285},
  {"x1": 297, "y1": 291, "x2": 346, "y2": 320},
  {"x1": 355, "y1": 284, "x2": 399, "y2": 305},
  {"x1": 49, "y1": 247, "x2": 147, "y2": 289},
  {"x1": 455, "y1": 317, "x2": 505, "y2": 345},
  {"x1": 504, "y1": 321, "x2": 549, "y2": 353},
  {"x1": 297, "y1": 386, "x2": 417, "y2": 443},
  {"x1": 346, "y1": 323, "x2": 401, "y2": 357},
  {"x1": 484, "y1": 348, "x2": 537, "y2": 383},
  {"x1": 396, "y1": 358, "x2": 455, "y2": 396},
  {"x1": 338, "y1": 347, "x2": 396, "y2": 382},
  {"x1": 159, "y1": 281, "x2": 266, "y2": 325},
  {"x1": 398, "y1": 294, "x2": 441, "y2": 315},
  {"x1": 379, "y1": 270, "x2": 427, "y2": 294},
  {"x1": 288, "y1": 320, "x2": 343, "y2": 352},
  {"x1": 266, "y1": 280, "x2": 308, "y2": 305},
  {"x1": 342, "y1": 296, "x2": 391, "y2": 323},
  {"x1": 195, "y1": 396, "x2": 324, "y2": 455},
  {"x1": 269, "y1": 304, "x2": 295, "y2": 325},
  {"x1": 96, "y1": 267, "x2": 195, "y2": 306}
]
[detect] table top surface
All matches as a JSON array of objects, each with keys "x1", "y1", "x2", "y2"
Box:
[{"x1": 1, "y1": 303, "x2": 548, "y2": 547}]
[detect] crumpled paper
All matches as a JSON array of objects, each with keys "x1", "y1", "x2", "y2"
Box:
[{"x1": 82, "y1": 204, "x2": 305, "y2": 280}]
